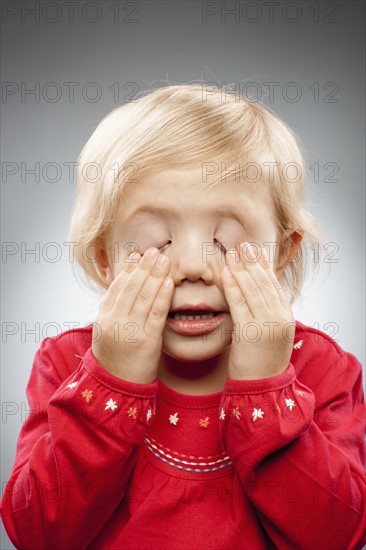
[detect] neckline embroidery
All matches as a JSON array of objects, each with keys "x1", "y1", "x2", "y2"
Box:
[{"x1": 144, "y1": 435, "x2": 232, "y2": 474}]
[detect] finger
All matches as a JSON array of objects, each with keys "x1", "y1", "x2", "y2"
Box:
[
  {"x1": 144, "y1": 272, "x2": 174, "y2": 338},
  {"x1": 226, "y1": 248, "x2": 268, "y2": 316},
  {"x1": 128, "y1": 252, "x2": 172, "y2": 324},
  {"x1": 221, "y1": 264, "x2": 254, "y2": 322},
  {"x1": 113, "y1": 247, "x2": 163, "y2": 315},
  {"x1": 237, "y1": 242, "x2": 281, "y2": 310},
  {"x1": 98, "y1": 252, "x2": 140, "y2": 314},
  {"x1": 258, "y1": 247, "x2": 292, "y2": 310}
]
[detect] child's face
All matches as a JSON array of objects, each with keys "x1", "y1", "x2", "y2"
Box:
[{"x1": 102, "y1": 167, "x2": 281, "y2": 362}]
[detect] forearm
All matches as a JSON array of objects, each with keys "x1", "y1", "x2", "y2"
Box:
[
  {"x1": 1, "y1": 347, "x2": 158, "y2": 550},
  {"x1": 220, "y1": 363, "x2": 366, "y2": 549}
]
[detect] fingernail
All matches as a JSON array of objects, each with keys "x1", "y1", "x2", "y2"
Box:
[
  {"x1": 244, "y1": 243, "x2": 256, "y2": 260},
  {"x1": 157, "y1": 254, "x2": 168, "y2": 267},
  {"x1": 145, "y1": 247, "x2": 158, "y2": 259},
  {"x1": 226, "y1": 249, "x2": 239, "y2": 263},
  {"x1": 127, "y1": 252, "x2": 140, "y2": 263}
]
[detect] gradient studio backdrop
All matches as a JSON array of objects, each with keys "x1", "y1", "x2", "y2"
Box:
[{"x1": 1, "y1": 1, "x2": 365, "y2": 548}]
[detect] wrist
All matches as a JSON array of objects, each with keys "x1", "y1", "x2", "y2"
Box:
[{"x1": 228, "y1": 362, "x2": 289, "y2": 381}]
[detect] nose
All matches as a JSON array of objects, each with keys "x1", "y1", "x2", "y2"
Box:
[{"x1": 167, "y1": 239, "x2": 220, "y2": 285}]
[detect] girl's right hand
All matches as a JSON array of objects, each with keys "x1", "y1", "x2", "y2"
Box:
[{"x1": 92, "y1": 248, "x2": 174, "y2": 384}]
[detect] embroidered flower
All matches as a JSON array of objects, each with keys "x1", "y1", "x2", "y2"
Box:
[
  {"x1": 66, "y1": 381, "x2": 78, "y2": 389},
  {"x1": 169, "y1": 412, "x2": 179, "y2": 425},
  {"x1": 146, "y1": 408, "x2": 152, "y2": 422},
  {"x1": 252, "y1": 408, "x2": 264, "y2": 422},
  {"x1": 81, "y1": 389, "x2": 93, "y2": 403},
  {"x1": 232, "y1": 406, "x2": 241, "y2": 420},
  {"x1": 127, "y1": 406, "x2": 138, "y2": 420},
  {"x1": 105, "y1": 398, "x2": 118, "y2": 412},
  {"x1": 285, "y1": 398, "x2": 296, "y2": 411},
  {"x1": 219, "y1": 407, "x2": 226, "y2": 421},
  {"x1": 199, "y1": 416, "x2": 210, "y2": 428},
  {"x1": 293, "y1": 339, "x2": 303, "y2": 350}
]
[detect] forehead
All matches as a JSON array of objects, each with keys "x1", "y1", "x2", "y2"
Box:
[{"x1": 119, "y1": 168, "x2": 274, "y2": 222}]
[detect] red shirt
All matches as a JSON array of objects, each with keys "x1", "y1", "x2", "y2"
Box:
[{"x1": 1, "y1": 320, "x2": 366, "y2": 549}]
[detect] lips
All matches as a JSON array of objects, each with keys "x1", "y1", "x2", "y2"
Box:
[
  {"x1": 166, "y1": 312, "x2": 226, "y2": 336},
  {"x1": 166, "y1": 303, "x2": 226, "y2": 336}
]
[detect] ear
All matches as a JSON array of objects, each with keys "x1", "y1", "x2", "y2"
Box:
[
  {"x1": 275, "y1": 229, "x2": 303, "y2": 277},
  {"x1": 95, "y1": 237, "x2": 114, "y2": 287}
]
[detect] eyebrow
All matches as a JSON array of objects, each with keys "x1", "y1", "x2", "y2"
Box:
[{"x1": 124, "y1": 205, "x2": 251, "y2": 227}]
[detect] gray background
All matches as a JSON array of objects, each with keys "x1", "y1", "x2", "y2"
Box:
[{"x1": 1, "y1": 1, "x2": 365, "y2": 548}]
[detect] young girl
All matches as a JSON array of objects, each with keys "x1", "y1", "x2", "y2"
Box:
[{"x1": 1, "y1": 84, "x2": 365, "y2": 549}]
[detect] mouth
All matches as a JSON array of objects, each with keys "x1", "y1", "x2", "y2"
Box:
[
  {"x1": 166, "y1": 310, "x2": 226, "y2": 336},
  {"x1": 168, "y1": 310, "x2": 223, "y2": 320}
]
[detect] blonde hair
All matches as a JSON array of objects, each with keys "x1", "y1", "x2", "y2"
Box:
[{"x1": 68, "y1": 83, "x2": 328, "y2": 304}]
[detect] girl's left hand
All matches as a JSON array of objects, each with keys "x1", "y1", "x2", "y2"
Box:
[{"x1": 221, "y1": 242, "x2": 296, "y2": 380}]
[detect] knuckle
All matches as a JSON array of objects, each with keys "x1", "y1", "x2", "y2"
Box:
[
  {"x1": 123, "y1": 280, "x2": 137, "y2": 294},
  {"x1": 150, "y1": 307, "x2": 165, "y2": 321},
  {"x1": 246, "y1": 281, "x2": 259, "y2": 294},
  {"x1": 110, "y1": 279, "x2": 124, "y2": 293},
  {"x1": 260, "y1": 277, "x2": 273, "y2": 288},
  {"x1": 234, "y1": 296, "x2": 247, "y2": 308},
  {"x1": 137, "y1": 290, "x2": 153, "y2": 304}
]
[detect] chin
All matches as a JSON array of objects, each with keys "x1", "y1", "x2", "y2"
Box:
[{"x1": 161, "y1": 336, "x2": 230, "y2": 363}]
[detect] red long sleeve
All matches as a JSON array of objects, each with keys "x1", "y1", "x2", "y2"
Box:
[
  {"x1": 1, "y1": 321, "x2": 366, "y2": 550},
  {"x1": 220, "y1": 343, "x2": 366, "y2": 548},
  {"x1": 1, "y1": 328, "x2": 158, "y2": 549}
]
